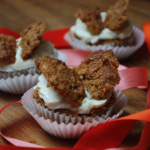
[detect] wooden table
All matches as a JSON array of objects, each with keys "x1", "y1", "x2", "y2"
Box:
[{"x1": 0, "y1": 0, "x2": 150, "y2": 148}]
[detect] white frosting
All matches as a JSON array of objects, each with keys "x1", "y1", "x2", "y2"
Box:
[
  {"x1": 0, "y1": 38, "x2": 56, "y2": 72},
  {"x1": 34, "y1": 75, "x2": 112, "y2": 114},
  {"x1": 101, "y1": 12, "x2": 107, "y2": 23},
  {"x1": 70, "y1": 12, "x2": 133, "y2": 44}
]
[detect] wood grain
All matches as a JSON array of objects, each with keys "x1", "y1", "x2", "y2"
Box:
[{"x1": 0, "y1": 0, "x2": 150, "y2": 148}]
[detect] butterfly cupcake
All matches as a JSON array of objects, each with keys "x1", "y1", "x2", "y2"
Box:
[
  {"x1": 64, "y1": 0, "x2": 144, "y2": 60},
  {"x1": 22, "y1": 50, "x2": 127, "y2": 139}
]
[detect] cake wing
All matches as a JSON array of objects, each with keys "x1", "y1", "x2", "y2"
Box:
[
  {"x1": 20, "y1": 21, "x2": 46, "y2": 60},
  {"x1": 35, "y1": 56, "x2": 85, "y2": 106},
  {"x1": 0, "y1": 34, "x2": 16, "y2": 64},
  {"x1": 104, "y1": 0, "x2": 129, "y2": 31},
  {"x1": 75, "y1": 50, "x2": 120, "y2": 100}
]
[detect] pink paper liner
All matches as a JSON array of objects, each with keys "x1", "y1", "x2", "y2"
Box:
[
  {"x1": 64, "y1": 26, "x2": 144, "y2": 61},
  {"x1": 21, "y1": 88, "x2": 127, "y2": 139},
  {"x1": 0, "y1": 51, "x2": 67, "y2": 94}
]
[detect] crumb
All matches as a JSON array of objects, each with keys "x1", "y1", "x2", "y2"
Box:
[
  {"x1": 29, "y1": 140, "x2": 36, "y2": 143},
  {"x1": 20, "y1": 21, "x2": 46, "y2": 60},
  {"x1": 75, "y1": 8, "x2": 104, "y2": 35},
  {"x1": 0, "y1": 34, "x2": 16, "y2": 64},
  {"x1": 104, "y1": 0, "x2": 129, "y2": 31},
  {"x1": 75, "y1": 50, "x2": 120, "y2": 100},
  {"x1": 35, "y1": 56, "x2": 85, "y2": 106}
]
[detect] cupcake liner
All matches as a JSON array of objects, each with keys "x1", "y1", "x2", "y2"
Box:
[
  {"x1": 57, "y1": 49, "x2": 67, "y2": 63},
  {"x1": 21, "y1": 88, "x2": 127, "y2": 139},
  {"x1": 0, "y1": 74, "x2": 39, "y2": 94},
  {"x1": 0, "y1": 67, "x2": 40, "y2": 80},
  {"x1": 0, "y1": 50, "x2": 67, "y2": 94},
  {"x1": 64, "y1": 26, "x2": 144, "y2": 61}
]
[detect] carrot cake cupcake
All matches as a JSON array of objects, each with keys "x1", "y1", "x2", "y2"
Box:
[
  {"x1": 65, "y1": 0, "x2": 144, "y2": 61},
  {"x1": 22, "y1": 49, "x2": 128, "y2": 139},
  {"x1": 0, "y1": 21, "x2": 59, "y2": 73},
  {"x1": 70, "y1": 0, "x2": 133, "y2": 46}
]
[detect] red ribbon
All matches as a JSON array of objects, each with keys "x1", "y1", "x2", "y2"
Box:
[
  {"x1": 43, "y1": 28, "x2": 70, "y2": 48},
  {"x1": 0, "y1": 28, "x2": 20, "y2": 39},
  {"x1": 0, "y1": 28, "x2": 150, "y2": 149},
  {"x1": 143, "y1": 23, "x2": 150, "y2": 53}
]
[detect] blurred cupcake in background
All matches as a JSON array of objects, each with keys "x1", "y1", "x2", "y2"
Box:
[
  {"x1": 64, "y1": 0, "x2": 144, "y2": 61},
  {"x1": 0, "y1": 21, "x2": 66, "y2": 94}
]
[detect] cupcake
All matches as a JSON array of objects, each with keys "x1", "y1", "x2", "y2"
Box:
[
  {"x1": 21, "y1": 50, "x2": 128, "y2": 139},
  {"x1": 0, "y1": 21, "x2": 66, "y2": 94},
  {"x1": 64, "y1": 0, "x2": 144, "y2": 60}
]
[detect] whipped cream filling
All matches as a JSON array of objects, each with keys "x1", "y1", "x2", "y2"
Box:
[
  {"x1": 34, "y1": 75, "x2": 113, "y2": 114},
  {"x1": 0, "y1": 38, "x2": 56, "y2": 72},
  {"x1": 70, "y1": 12, "x2": 133, "y2": 44}
]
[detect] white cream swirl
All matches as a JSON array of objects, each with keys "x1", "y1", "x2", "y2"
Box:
[
  {"x1": 34, "y1": 75, "x2": 112, "y2": 114},
  {"x1": 0, "y1": 38, "x2": 56, "y2": 72},
  {"x1": 70, "y1": 12, "x2": 133, "y2": 44}
]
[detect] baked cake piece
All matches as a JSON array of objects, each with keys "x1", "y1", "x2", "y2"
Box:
[
  {"x1": 75, "y1": 50, "x2": 120, "y2": 100},
  {"x1": 104, "y1": 0, "x2": 129, "y2": 31},
  {"x1": 75, "y1": 8, "x2": 104, "y2": 35},
  {"x1": 35, "y1": 56, "x2": 85, "y2": 106},
  {"x1": 20, "y1": 21, "x2": 46, "y2": 60},
  {"x1": 0, "y1": 34, "x2": 16, "y2": 64}
]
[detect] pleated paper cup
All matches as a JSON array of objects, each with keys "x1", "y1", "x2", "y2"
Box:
[
  {"x1": 0, "y1": 50, "x2": 67, "y2": 94},
  {"x1": 64, "y1": 26, "x2": 144, "y2": 61},
  {"x1": 21, "y1": 88, "x2": 128, "y2": 139}
]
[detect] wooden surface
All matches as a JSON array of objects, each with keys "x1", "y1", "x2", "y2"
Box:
[{"x1": 0, "y1": 0, "x2": 150, "y2": 148}]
